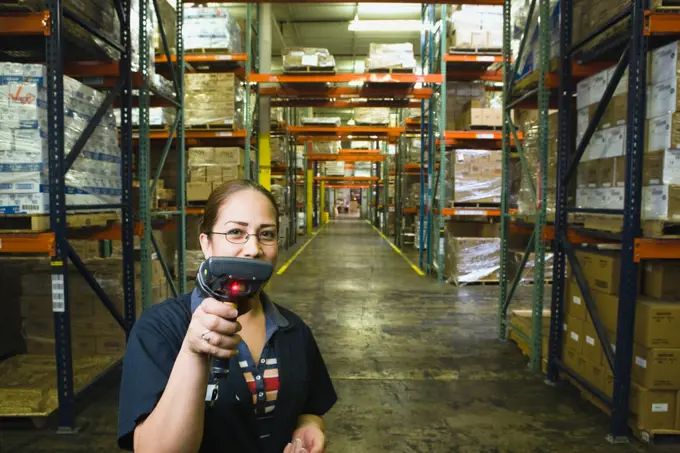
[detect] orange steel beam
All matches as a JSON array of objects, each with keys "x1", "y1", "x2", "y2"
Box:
[
  {"x1": 194, "y1": 0, "x2": 502, "y2": 4},
  {"x1": 326, "y1": 184, "x2": 371, "y2": 189},
  {"x1": 635, "y1": 238, "x2": 680, "y2": 262},
  {"x1": 339, "y1": 149, "x2": 380, "y2": 154},
  {"x1": 0, "y1": 233, "x2": 55, "y2": 255},
  {"x1": 645, "y1": 11, "x2": 680, "y2": 36},
  {"x1": 306, "y1": 153, "x2": 386, "y2": 162},
  {"x1": 248, "y1": 73, "x2": 444, "y2": 84},
  {"x1": 0, "y1": 11, "x2": 49, "y2": 35},
  {"x1": 447, "y1": 69, "x2": 504, "y2": 82},
  {"x1": 288, "y1": 126, "x2": 404, "y2": 137},
  {"x1": 315, "y1": 176, "x2": 378, "y2": 182},
  {"x1": 270, "y1": 99, "x2": 422, "y2": 108},
  {"x1": 143, "y1": 129, "x2": 248, "y2": 140},
  {"x1": 259, "y1": 87, "x2": 432, "y2": 99},
  {"x1": 445, "y1": 54, "x2": 503, "y2": 63}
]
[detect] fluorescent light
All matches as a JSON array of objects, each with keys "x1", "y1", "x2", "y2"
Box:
[{"x1": 348, "y1": 19, "x2": 426, "y2": 32}]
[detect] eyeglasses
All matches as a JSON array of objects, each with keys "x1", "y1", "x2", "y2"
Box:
[{"x1": 209, "y1": 229, "x2": 281, "y2": 246}]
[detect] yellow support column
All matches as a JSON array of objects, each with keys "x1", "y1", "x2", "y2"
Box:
[
  {"x1": 320, "y1": 181, "x2": 326, "y2": 224},
  {"x1": 258, "y1": 133, "x2": 271, "y2": 190},
  {"x1": 306, "y1": 166, "x2": 313, "y2": 235}
]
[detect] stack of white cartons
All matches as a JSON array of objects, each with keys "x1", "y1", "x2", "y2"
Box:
[
  {"x1": 325, "y1": 162, "x2": 344, "y2": 177},
  {"x1": 183, "y1": 6, "x2": 243, "y2": 52},
  {"x1": 115, "y1": 107, "x2": 175, "y2": 128},
  {"x1": 448, "y1": 5, "x2": 503, "y2": 50},
  {"x1": 0, "y1": 63, "x2": 121, "y2": 214},
  {"x1": 184, "y1": 73, "x2": 244, "y2": 128},
  {"x1": 354, "y1": 162, "x2": 372, "y2": 178},
  {"x1": 365, "y1": 43, "x2": 416, "y2": 71}
]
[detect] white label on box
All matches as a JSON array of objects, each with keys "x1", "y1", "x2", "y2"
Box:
[
  {"x1": 573, "y1": 296, "x2": 582, "y2": 305},
  {"x1": 570, "y1": 332, "x2": 579, "y2": 341},
  {"x1": 652, "y1": 403, "x2": 669, "y2": 413},
  {"x1": 301, "y1": 55, "x2": 319, "y2": 66},
  {"x1": 51, "y1": 274, "x2": 65, "y2": 312},
  {"x1": 635, "y1": 356, "x2": 647, "y2": 368},
  {"x1": 476, "y1": 134, "x2": 495, "y2": 139},
  {"x1": 648, "y1": 114, "x2": 673, "y2": 152},
  {"x1": 610, "y1": 343, "x2": 617, "y2": 353},
  {"x1": 216, "y1": 55, "x2": 233, "y2": 61},
  {"x1": 476, "y1": 56, "x2": 496, "y2": 62},
  {"x1": 586, "y1": 336, "x2": 595, "y2": 346},
  {"x1": 563, "y1": 323, "x2": 567, "y2": 332},
  {"x1": 217, "y1": 132, "x2": 232, "y2": 137}
]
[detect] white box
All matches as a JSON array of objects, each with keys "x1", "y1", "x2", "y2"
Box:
[
  {"x1": 589, "y1": 70, "x2": 609, "y2": 106},
  {"x1": 648, "y1": 77, "x2": 678, "y2": 119},
  {"x1": 643, "y1": 185, "x2": 680, "y2": 221},
  {"x1": 607, "y1": 66, "x2": 629, "y2": 96},
  {"x1": 602, "y1": 125, "x2": 626, "y2": 159},
  {"x1": 651, "y1": 41, "x2": 680, "y2": 85},
  {"x1": 577, "y1": 78, "x2": 591, "y2": 110},
  {"x1": 647, "y1": 113, "x2": 680, "y2": 153},
  {"x1": 576, "y1": 188, "x2": 594, "y2": 209},
  {"x1": 604, "y1": 187, "x2": 625, "y2": 210},
  {"x1": 646, "y1": 149, "x2": 680, "y2": 185},
  {"x1": 584, "y1": 130, "x2": 609, "y2": 161},
  {"x1": 577, "y1": 107, "x2": 590, "y2": 139},
  {"x1": 0, "y1": 192, "x2": 49, "y2": 214}
]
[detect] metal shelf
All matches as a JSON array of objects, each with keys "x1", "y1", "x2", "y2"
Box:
[
  {"x1": 288, "y1": 125, "x2": 405, "y2": 138},
  {"x1": 248, "y1": 73, "x2": 444, "y2": 84}
]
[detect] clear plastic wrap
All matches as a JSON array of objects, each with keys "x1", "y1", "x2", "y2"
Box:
[
  {"x1": 311, "y1": 141, "x2": 339, "y2": 154},
  {"x1": 270, "y1": 184, "x2": 286, "y2": 211},
  {"x1": 354, "y1": 108, "x2": 390, "y2": 125},
  {"x1": 270, "y1": 136, "x2": 286, "y2": 163},
  {"x1": 301, "y1": 117, "x2": 341, "y2": 127},
  {"x1": 283, "y1": 48, "x2": 335, "y2": 70},
  {"x1": 508, "y1": 251, "x2": 554, "y2": 283},
  {"x1": 406, "y1": 138, "x2": 425, "y2": 164},
  {"x1": 183, "y1": 6, "x2": 243, "y2": 52},
  {"x1": 184, "y1": 73, "x2": 244, "y2": 127},
  {"x1": 448, "y1": 5, "x2": 503, "y2": 50},
  {"x1": 0, "y1": 63, "x2": 120, "y2": 214},
  {"x1": 441, "y1": 237, "x2": 501, "y2": 285},
  {"x1": 404, "y1": 183, "x2": 421, "y2": 209},
  {"x1": 447, "y1": 149, "x2": 502, "y2": 204},
  {"x1": 365, "y1": 43, "x2": 417, "y2": 71}
]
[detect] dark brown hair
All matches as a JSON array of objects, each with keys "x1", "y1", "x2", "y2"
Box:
[{"x1": 199, "y1": 179, "x2": 280, "y2": 236}]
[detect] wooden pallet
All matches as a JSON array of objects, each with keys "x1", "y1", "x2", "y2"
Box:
[
  {"x1": 452, "y1": 279, "x2": 500, "y2": 287},
  {"x1": 367, "y1": 67, "x2": 415, "y2": 74},
  {"x1": 0, "y1": 354, "x2": 121, "y2": 423},
  {"x1": 448, "y1": 48, "x2": 502, "y2": 55},
  {"x1": 579, "y1": 214, "x2": 680, "y2": 238},
  {"x1": 283, "y1": 67, "x2": 336, "y2": 74},
  {"x1": 0, "y1": 212, "x2": 119, "y2": 233},
  {"x1": 185, "y1": 123, "x2": 236, "y2": 131},
  {"x1": 507, "y1": 328, "x2": 532, "y2": 358}
]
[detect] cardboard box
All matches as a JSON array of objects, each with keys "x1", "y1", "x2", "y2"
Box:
[
  {"x1": 575, "y1": 249, "x2": 621, "y2": 295},
  {"x1": 189, "y1": 166, "x2": 207, "y2": 183},
  {"x1": 566, "y1": 279, "x2": 587, "y2": 320},
  {"x1": 643, "y1": 149, "x2": 680, "y2": 186},
  {"x1": 635, "y1": 299, "x2": 680, "y2": 348},
  {"x1": 577, "y1": 77, "x2": 591, "y2": 110},
  {"x1": 205, "y1": 166, "x2": 223, "y2": 182},
  {"x1": 187, "y1": 147, "x2": 214, "y2": 166},
  {"x1": 214, "y1": 147, "x2": 246, "y2": 165},
  {"x1": 642, "y1": 185, "x2": 680, "y2": 221},
  {"x1": 563, "y1": 347, "x2": 583, "y2": 375},
  {"x1": 564, "y1": 314, "x2": 585, "y2": 354},
  {"x1": 597, "y1": 157, "x2": 625, "y2": 188},
  {"x1": 644, "y1": 260, "x2": 680, "y2": 299},
  {"x1": 602, "y1": 125, "x2": 626, "y2": 159},
  {"x1": 578, "y1": 160, "x2": 599, "y2": 188},
  {"x1": 632, "y1": 346, "x2": 680, "y2": 390},
  {"x1": 590, "y1": 70, "x2": 609, "y2": 107},
  {"x1": 582, "y1": 359, "x2": 607, "y2": 394},
  {"x1": 677, "y1": 390, "x2": 680, "y2": 430},
  {"x1": 602, "y1": 94, "x2": 628, "y2": 129},
  {"x1": 582, "y1": 317, "x2": 607, "y2": 365},
  {"x1": 651, "y1": 40, "x2": 680, "y2": 85},
  {"x1": 222, "y1": 165, "x2": 246, "y2": 182},
  {"x1": 630, "y1": 383, "x2": 677, "y2": 430},
  {"x1": 604, "y1": 368, "x2": 615, "y2": 398},
  {"x1": 647, "y1": 113, "x2": 680, "y2": 154},
  {"x1": 648, "y1": 77, "x2": 680, "y2": 120},
  {"x1": 187, "y1": 182, "x2": 212, "y2": 202}
]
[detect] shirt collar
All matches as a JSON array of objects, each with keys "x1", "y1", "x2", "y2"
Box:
[{"x1": 190, "y1": 288, "x2": 289, "y2": 329}]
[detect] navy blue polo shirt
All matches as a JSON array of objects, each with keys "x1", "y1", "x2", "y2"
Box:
[{"x1": 117, "y1": 291, "x2": 337, "y2": 453}]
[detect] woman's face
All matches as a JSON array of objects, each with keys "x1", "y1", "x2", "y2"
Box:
[{"x1": 199, "y1": 189, "x2": 279, "y2": 267}]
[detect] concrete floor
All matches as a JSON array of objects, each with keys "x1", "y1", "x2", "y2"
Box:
[{"x1": 0, "y1": 219, "x2": 658, "y2": 452}]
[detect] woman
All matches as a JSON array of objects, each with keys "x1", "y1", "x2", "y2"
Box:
[{"x1": 118, "y1": 180, "x2": 337, "y2": 453}]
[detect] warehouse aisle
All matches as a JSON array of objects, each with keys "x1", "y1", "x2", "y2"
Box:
[
  {"x1": 0, "y1": 219, "x2": 652, "y2": 452},
  {"x1": 266, "y1": 219, "x2": 649, "y2": 453}
]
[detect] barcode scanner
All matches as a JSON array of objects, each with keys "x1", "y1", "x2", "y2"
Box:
[{"x1": 196, "y1": 257, "x2": 274, "y2": 379}]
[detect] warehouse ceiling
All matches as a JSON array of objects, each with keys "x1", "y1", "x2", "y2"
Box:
[{"x1": 208, "y1": 2, "x2": 424, "y2": 58}]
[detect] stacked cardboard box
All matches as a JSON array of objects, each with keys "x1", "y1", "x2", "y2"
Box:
[
  {"x1": 301, "y1": 117, "x2": 341, "y2": 127},
  {"x1": 438, "y1": 220, "x2": 500, "y2": 284},
  {"x1": 184, "y1": 73, "x2": 244, "y2": 128},
  {"x1": 446, "y1": 82, "x2": 486, "y2": 130},
  {"x1": 453, "y1": 100, "x2": 502, "y2": 130},
  {"x1": 12, "y1": 257, "x2": 169, "y2": 357},
  {"x1": 311, "y1": 141, "x2": 339, "y2": 154},
  {"x1": 447, "y1": 149, "x2": 502, "y2": 204},
  {"x1": 186, "y1": 147, "x2": 248, "y2": 202},
  {"x1": 325, "y1": 161, "x2": 344, "y2": 177},
  {"x1": 365, "y1": 43, "x2": 416, "y2": 72},
  {"x1": 354, "y1": 162, "x2": 372, "y2": 178},
  {"x1": 0, "y1": 63, "x2": 121, "y2": 214},
  {"x1": 183, "y1": 6, "x2": 243, "y2": 52},
  {"x1": 513, "y1": 0, "x2": 560, "y2": 80},
  {"x1": 354, "y1": 108, "x2": 390, "y2": 125},
  {"x1": 447, "y1": 5, "x2": 502, "y2": 50},
  {"x1": 270, "y1": 136, "x2": 286, "y2": 164},
  {"x1": 508, "y1": 309, "x2": 552, "y2": 362},
  {"x1": 283, "y1": 48, "x2": 335, "y2": 71},
  {"x1": 563, "y1": 250, "x2": 680, "y2": 431}
]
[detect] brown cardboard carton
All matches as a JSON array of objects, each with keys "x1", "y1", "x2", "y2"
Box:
[
  {"x1": 597, "y1": 157, "x2": 626, "y2": 188},
  {"x1": 634, "y1": 299, "x2": 680, "y2": 348},
  {"x1": 205, "y1": 166, "x2": 223, "y2": 182},
  {"x1": 601, "y1": 94, "x2": 628, "y2": 129},
  {"x1": 676, "y1": 390, "x2": 680, "y2": 430},
  {"x1": 222, "y1": 165, "x2": 246, "y2": 182},
  {"x1": 96, "y1": 335, "x2": 126, "y2": 355},
  {"x1": 187, "y1": 182, "x2": 212, "y2": 202},
  {"x1": 563, "y1": 347, "x2": 583, "y2": 375},
  {"x1": 644, "y1": 260, "x2": 680, "y2": 299},
  {"x1": 642, "y1": 184, "x2": 680, "y2": 221},
  {"x1": 187, "y1": 147, "x2": 214, "y2": 166},
  {"x1": 582, "y1": 359, "x2": 606, "y2": 394},
  {"x1": 575, "y1": 249, "x2": 621, "y2": 295},
  {"x1": 630, "y1": 382, "x2": 677, "y2": 430},
  {"x1": 189, "y1": 166, "x2": 207, "y2": 183},
  {"x1": 566, "y1": 279, "x2": 587, "y2": 320},
  {"x1": 643, "y1": 149, "x2": 680, "y2": 186},
  {"x1": 582, "y1": 317, "x2": 606, "y2": 365},
  {"x1": 647, "y1": 113, "x2": 680, "y2": 154},
  {"x1": 604, "y1": 368, "x2": 615, "y2": 398},
  {"x1": 214, "y1": 147, "x2": 246, "y2": 165},
  {"x1": 563, "y1": 314, "x2": 584, "y2": 354},
  {"x1": 632, "y1": 346, "x2": 680, "y2": 390}
]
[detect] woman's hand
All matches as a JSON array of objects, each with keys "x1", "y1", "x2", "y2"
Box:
[
  {"x1": 286, "y1": 422, "x2": 326, "y2": 453},
  {"x1": 182, "y1": 298, "x2": 242, "y2": 359}
]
